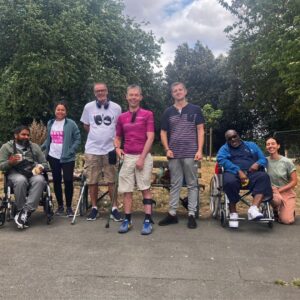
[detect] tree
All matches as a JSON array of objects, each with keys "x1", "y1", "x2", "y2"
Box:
[
  {"x1": 218, "y1": 0, "x2": 300, "y2": 132},
  {"x1": 0, "y1": 0, "x2": 164, "y2": 142}
]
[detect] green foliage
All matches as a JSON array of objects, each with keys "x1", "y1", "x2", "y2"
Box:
[
  {"x1": 202, "y1": 104, "x2": 223, "y2": 128},
  {"x1": 0, "y1": 0, "x2": 164, "y2": 142},
  {"x1": 219, "y1": 0, "x2": 300, "y2": 132}
]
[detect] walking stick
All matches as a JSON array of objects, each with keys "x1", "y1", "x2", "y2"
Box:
[{"x1": 71, "y1": 176, "x2": 87, "y2": 225}]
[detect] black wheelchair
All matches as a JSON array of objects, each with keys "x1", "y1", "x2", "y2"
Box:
[
  {"x1": 0, "y1": 172, "x2": 54, "y2": 227},
  {"x1": 209, "y1": 163, "x2": 274, "y2": 228}
]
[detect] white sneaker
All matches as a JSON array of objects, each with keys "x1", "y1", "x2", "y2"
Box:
[
  {"x1": 248, "y1": 205, "x2": 263, "y2": 220},
  {"x1": 229, "y1": 213, "x2": 239, "y2": 228}
]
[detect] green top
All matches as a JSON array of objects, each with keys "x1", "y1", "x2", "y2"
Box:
[
  {"x1": 267, "y1": 156, "x2": 296, "y2": 187},
  {"x1": 0, "y1": 140, "x2": 49, "y2": 172}
]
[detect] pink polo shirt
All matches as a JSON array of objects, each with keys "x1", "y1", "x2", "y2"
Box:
[{"x1": 116, "y1": 108, "x2": 154, "y2": 154}]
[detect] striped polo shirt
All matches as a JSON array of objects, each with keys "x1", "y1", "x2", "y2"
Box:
[{"x1": 161, "y1": 103, "x2": 204, "y2": 159}]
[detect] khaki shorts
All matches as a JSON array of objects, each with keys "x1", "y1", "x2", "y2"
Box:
[
  {"x1": 118, "y1": 153, "x2": 153, "y2": 193},
  {"x1": 84, "y1": 154, "x2": 116, "y2": 185}
]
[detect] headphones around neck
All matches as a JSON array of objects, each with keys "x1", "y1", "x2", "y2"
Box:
[{"x1": 96, "y1": 99, "x2": 110, "y2": 109}]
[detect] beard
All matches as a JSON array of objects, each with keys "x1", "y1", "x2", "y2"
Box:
[{"x1": 16, "y1": 139, "x2": 30, "y2": 147}]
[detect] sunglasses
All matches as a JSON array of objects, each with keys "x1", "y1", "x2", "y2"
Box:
[
  {"x1": 227, "y1": 135, "x2": 238, "y2": 141},
  {"x1": 94, "y1": 89, "x2": 107, "y2": 93},
  {"x1": 131, "y1": 112, "x2": 137, "y2": 123}
]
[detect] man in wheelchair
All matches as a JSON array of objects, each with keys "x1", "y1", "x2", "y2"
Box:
[
  {"x1": 0, "y1": 125, "x2": 49, "y2": 229},
  {"x1": 217, "y1": 130, "x2": 272, "y2": 228}
]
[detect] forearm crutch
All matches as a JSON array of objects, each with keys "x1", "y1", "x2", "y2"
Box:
[{"x1": 71, "y1": 180, "x2": 87, "y2": 225}]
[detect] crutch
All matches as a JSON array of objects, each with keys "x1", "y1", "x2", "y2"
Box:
[
  {"x1": 71, "y1": 177, "x2": 87, "y2": 225},
  {"x1": 105, "y1": 158, "x2": 123, "y2": 228}
]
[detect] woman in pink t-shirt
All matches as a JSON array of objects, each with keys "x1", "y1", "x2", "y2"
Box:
[{"x1": 42, "y1": 101, "x2": 81, "y2": 217}]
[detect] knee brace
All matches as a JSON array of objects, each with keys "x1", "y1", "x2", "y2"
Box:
[
  {"x1": 143, "y1": 198, "x2": 156, "y2": 224},
  {"x1": 143, "y1": 198, "x2": 156, "y2": 212}
]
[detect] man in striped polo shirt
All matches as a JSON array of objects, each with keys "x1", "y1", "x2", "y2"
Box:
[
  {"x1": 115, "y1": 84, "x2": 155, "y2": 235},
  {"x1": 159, "y1": 82, "x2": 205, "y2": 229}
]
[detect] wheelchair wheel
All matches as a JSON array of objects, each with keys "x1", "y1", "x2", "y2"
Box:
[
  {"x1": 268, "y1": 221, "x2": 273, "y2": 228},
  {"x1": 220, "y1": 209, "x2": 227, "y2": 227},
  {"x1": 7, "y1": 201, "x2": 16, "y2": 221},
  {"x1": 209, "y1": 175, "x2": 221, "y2": 219},
  {"x1": 79, "y1": 182, "x2": 88, "y2": 216},
  {"x1": 44, "y1": 195, "x2": 54, "y2": 225}
]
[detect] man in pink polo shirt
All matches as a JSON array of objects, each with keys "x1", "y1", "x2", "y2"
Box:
[{"x1": 115, "y1": 84, "x2": 155, "y2": 235}]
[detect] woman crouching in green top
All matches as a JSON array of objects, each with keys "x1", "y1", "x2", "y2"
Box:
[
  {"x1": 42, "y1": 101, "x2": 81, "y2": 217},
  {"x1": 266, "y1": 137, "x2": 297, "y2": 224}
]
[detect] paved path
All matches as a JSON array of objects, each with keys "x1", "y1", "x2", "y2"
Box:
[{"x1": 0, "y1": 212, "x2": 299, "y2": 299}]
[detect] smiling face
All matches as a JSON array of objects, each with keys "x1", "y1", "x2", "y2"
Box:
[
  {"x1": 126, "y1": 87, "x2": 142, "y2": 110},
  {"x1": 15, "y1": 129, "x2": 30, "y2": 147},
  {"x1": 266, "y1": 138, "x2": 280, "y2": 155},
  {"x1": 225, "y1": 130, "x2": 241, "y2": 148},
  {"x1": 55, "y1": 104, "x2": 67, "y2": 121},
  {"x1": 94, "y1": 83, "x2": 108, "y2": 102},
  {"x1": 171, "y1": 83, "x2": 187, "y2": 102}
]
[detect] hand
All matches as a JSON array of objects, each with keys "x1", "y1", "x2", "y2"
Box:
[
  {"x1": 166, "y1": 149, "x2": 174, "y2": 158},
  {"x1": 135, "y1": 157, "x2": 145, "y2": 170},
  {"x1": 248, "y1": 163, "x2": 259, "y2": 173},
  {"x1": 194, "y1": 151, "x2": 203, "y2": 161},
  {"x1": 238, "y1": 170, "x2": 249, "y2": 187},
  {"x1": 116, "y1": 148, "x2": 124, "y2": 159},
  {"x1": 8, "y1": 154, "x2": 22, "y2": 166}
]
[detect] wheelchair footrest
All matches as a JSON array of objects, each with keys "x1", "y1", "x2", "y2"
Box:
[{"x1": 257, "y1": 218, "x2": 274, "y2": 222}]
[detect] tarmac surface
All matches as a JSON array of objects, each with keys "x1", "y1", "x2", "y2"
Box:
[{"x1": 0, "y1": 211, "x2": 299, "y2": 299}]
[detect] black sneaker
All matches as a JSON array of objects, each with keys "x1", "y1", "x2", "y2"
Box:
[
  {"x1": 55, "y1": 206, "x2": 64, "y2": 216},
  {"x1": 23, "y1": 211, "x2": 32, "y2": 228},
  {"x1": 86, "y1": 208, "x2": 98, "y2": 221},
  {"x1": 158, "y1": 213, "x2": 178, "y2": 226},
  {"x1": 14, "y1": 210, "x2": 24, "y2": 229},
  {"x1": 110, "y1": 208, "x2": 123, "y2": 222},
  {"x1": 14, "y1": 209, "x2": 30, "y2": 229},
  {"x1": 66, "y1": 207, "x2": 74, "y2": 217},
  {"x1": 187, "y1": 215, "x2": 197, "y2": 229}
]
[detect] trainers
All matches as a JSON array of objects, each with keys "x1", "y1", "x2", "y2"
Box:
[
  {"x1": 187, "y1": 215, "x2": 197, "y2": 229},
  {"x1": 141, "y1": 219, "x2": 153, "y2": 235},
  {"x1": 55, "y1": 206, "x2": 64, "y2": 216},
  {"x1": 248, "y1": 205, "x2": 263, "y2": 220},
  {"x1": 158, "y1": 213, "x2": 178, "y2": 226},
  {"x1": 86, "y1": 208, "x2": 98, "y2": 221},
  {"x1": 229, "y1": 212, "x2": 239, "y2": 228},
  {"x1": 118, "y1": 219, "x2": 132, "y2": 234},
  {"x1": 66, "y1": 207, "x2": 74, "y2": 218},
  {"x1": 14, "y1": 209, "x2": 30, "y2": 229},
  {"x1": 23, "y1": 211, "x2": 32, "y2": 228},
  {"x1": 110, "y1": 208, "x2": 123, "y2": 222}
]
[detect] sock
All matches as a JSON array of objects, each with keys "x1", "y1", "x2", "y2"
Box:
[
  {"x1": 125, "y1": 214, "x2": 131, "y2": 221},
  {"x1": 112, "y1": 206, "x2": 117, "y2": 211},
  {"x1": 145, "y1": 214, "x2": 151, "y2": 221},
  {"x1": 92, "y1": 206, "x2": 98, "y2": 210}
]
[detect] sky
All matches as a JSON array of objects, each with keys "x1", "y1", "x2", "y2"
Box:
[{"x1": 123, "y1": 0, "x2": 236, "y2": 69}]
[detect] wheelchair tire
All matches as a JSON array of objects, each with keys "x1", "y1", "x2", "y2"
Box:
[
  {"x1": 209, "y1": 175, "x2": 221, "y2": 219},
  {"x1": 44, "y1": 196, "x2": 54, "y2": 225},
  {"x1": 220, "y1": 209, "x2": 227, "y2": 227},
  {"x1": 268, "y1": 221, "x2": 273, "y2": 228},
  {"x1": 7, "y1": 201, "x2": 17, "y2": 221},
  {"x1": 79, "y1": 184, "x2": 88, "y2": 216}
]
